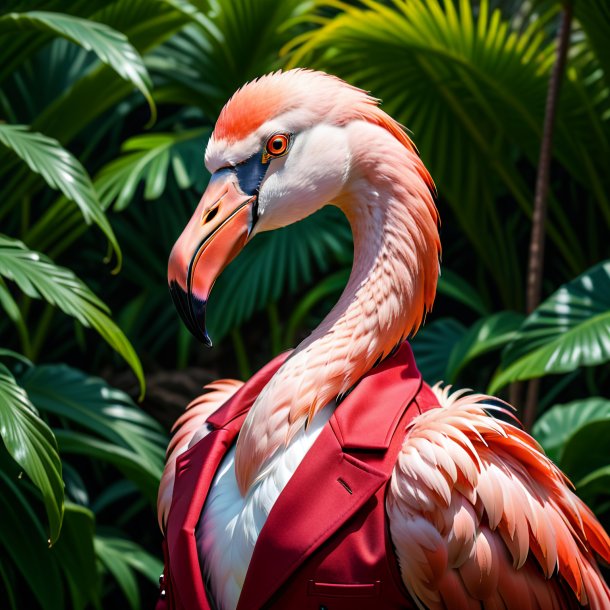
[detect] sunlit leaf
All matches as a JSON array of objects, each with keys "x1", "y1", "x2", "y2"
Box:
[
  {"x1": 0, "y1": 235, "x2": 144, "y2": 395},
  {"x1": 290, "y1": 0, "x2": 609, "y2": 304},
  {"x1": 0, "y1": 10, "x2": 154, "y2": 114},
  {"x1": 489, "y1": 261, "x2": 610, "y2": 393},
  {"x1": 0, "y1": 124, "x2": 120, "y2": 262},
  {"x1": 95, "y1": 128, "x2": 209, "y2": 211}
]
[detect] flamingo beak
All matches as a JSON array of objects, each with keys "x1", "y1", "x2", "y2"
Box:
[{"x1": 168, "y1": 170, "x2": 255, "y2": 345}]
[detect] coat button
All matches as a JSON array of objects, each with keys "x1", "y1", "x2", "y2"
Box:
[
  {"x1": 160, "y1": 589, "x2": 167, "y2": 599},
  {"x1": 159, "y1": 573, "x2": 165, "y2": 585}
]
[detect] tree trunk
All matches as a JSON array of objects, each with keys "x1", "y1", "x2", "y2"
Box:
[{"x1": 522, "y1": 3, "x2": 574, "y2": 431}]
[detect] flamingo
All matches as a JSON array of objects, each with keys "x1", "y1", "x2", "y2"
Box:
[{"x1": 158, "y1": 69, "x2": 610, "y2": 610}]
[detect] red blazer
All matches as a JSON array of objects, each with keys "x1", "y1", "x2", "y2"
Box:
[{"x1": 157, "y1": 343, "x2": 438, "y2": 609}]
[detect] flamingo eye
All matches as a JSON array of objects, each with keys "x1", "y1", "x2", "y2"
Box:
[{"x1": 264, "y1": 133, "x2": 290, "y2": 159}]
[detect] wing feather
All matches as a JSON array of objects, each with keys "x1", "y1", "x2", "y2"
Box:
[
  {"x1": 157, "y1": 379, "x2": 243, "y2": 529},
  {"x1": 387, "y1": 385, "x2": 610, "y2": 609}
]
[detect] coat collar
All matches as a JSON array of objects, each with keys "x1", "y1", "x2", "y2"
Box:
[
  {"x1": 166, "y1": 342, "x2": 422, "y2": 610},
  {"x1": 331, "y1": 341, "x2": 422, "y2": 450}
]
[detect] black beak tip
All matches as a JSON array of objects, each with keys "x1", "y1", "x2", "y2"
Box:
[{"x1": 169, "y1": 281, "x2": 213, "y2": 347}]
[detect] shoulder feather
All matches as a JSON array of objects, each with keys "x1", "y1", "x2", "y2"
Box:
[
  {"x1": 387, "y1": 384, "x2": 610, "y2": 609},
  {"x1": 157, "y1": 379, "x2": 243, "y2": 530}
]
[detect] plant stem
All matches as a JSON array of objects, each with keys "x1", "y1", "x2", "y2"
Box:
[{"x1": 523, "y1": 4, "x2": 573, "y2": 431}]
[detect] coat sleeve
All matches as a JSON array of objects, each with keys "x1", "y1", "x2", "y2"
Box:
[
  {"x1": 157, "y1": 378, "x2": 243, "y2": 530},
  {"x1": 386, "y1": 385, "x2": 610, "y2": 610}
]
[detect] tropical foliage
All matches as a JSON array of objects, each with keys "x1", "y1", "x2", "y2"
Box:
[{"x1": 0, "y1": 0, "x2": 609, "y2": 606}]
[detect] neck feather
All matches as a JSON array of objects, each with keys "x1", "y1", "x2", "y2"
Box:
[{"x1": 234, "y1": 122, "x2": 440, "y2": 494}]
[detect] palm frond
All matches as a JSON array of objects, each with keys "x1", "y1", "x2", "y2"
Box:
[
  {"x1": 0, "y1": 123, "x2": 120, "y2": 262},
  {"x1": 0, "y1": 236, "x2": 143, "y2": 395}
]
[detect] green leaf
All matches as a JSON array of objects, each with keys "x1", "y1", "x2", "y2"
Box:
[
  {"x1": 0, "y1": 236, "x2": 144, "y2": 396},
  {"x1": 446, "y1": 311, "x2": 524, "y2": 382},
  {"x1": 489, "y1": 261, "x2": 610, "y2": 393},
  {"x1": 0, "y1": 466, "x2": 64, "y2": 610},
  {"x1": 0, "y1": 10, "x2": 154, "y2": 116},
  {"x1": 0, "y1": 277, "x2": 21, "y2": 323},
  {"x1": 532, "y1": 397, "x2": 610, "y2": 464},
  {"x1": 436, "y1": 268, "x2": 489, "y2": 316},
  {"x1": 19, "y1": 364, "x2": 165, "y2": 482},
  {"x1": 95, "y1": 128, "x2": 210, "y2": 211},
  {"x1": 290, "y1": 0, "x2": 610, "y2": 304},
  {"x1": 0, "y1": 364, "x2": 63, "y2": 543},
  {"x1": 411, "y1": 318, "x2": 466, "y2": 384},
  {"x1": 95, "y1": 534, "x2": 163, "y2": 610},
  {"x1": 576, "y1": 465, "x2": 610, "y2": 509},
  {"x1": 0, "y1": 124, "x2": 120, "y2": 263},
  {"x1": 52, "y1": 503, "x2": 99, "y2": 610},
  {"x1": 55, "y1": 430, "x2": 160, "y2": 503},
  {"x1": 560, "y1": 418, "x2": 610, "y2": 484},
  {"x1": 572, "y1": 0, "x2": 610, "y2": 89}
]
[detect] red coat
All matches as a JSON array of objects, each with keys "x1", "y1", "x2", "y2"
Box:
[{"x1": 157, "y1": 343, "x2": 438, "y2": 609}]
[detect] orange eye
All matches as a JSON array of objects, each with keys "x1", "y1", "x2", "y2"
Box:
[{"x1": 265, "y1": 133, "x2": 289, "y2": 157}]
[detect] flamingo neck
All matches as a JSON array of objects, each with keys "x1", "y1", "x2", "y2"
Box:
[{"x1": 234, "y1": 123, "x2": 439, "y2": 495}]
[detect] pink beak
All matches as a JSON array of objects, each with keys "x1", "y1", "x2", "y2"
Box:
[{"x1": 168, "y1": 170, "x2": 255, "y2": 345}]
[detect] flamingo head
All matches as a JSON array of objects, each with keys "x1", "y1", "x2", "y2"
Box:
[{"x1": 168, "y1": 69, "x2": 435, "y2": 344}]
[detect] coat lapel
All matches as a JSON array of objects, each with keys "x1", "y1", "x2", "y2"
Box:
[
  {"x1": 166, "y1": 350, "x2": 291, "y2": 610},
  {"x1": 167, "y1": 426, "x2": 236, "y2": 610},
  {"x1": 236, "y1": 343, "x2": 422, "y2": 610}
]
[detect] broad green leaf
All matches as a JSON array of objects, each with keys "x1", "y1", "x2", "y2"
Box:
[
  {"x1": 411, "y1": 318, "x2": 466, "y2": 384},
  {"x1": 52, "y1": 503, "x2": 99, "y2": 610},
  {"x1": 446, "y1": 311, "x2": 524, "y2": 383},
  {"x1": 20, "y1": 364, "x2": 165, "y2": 477},
  {"x1": 0, "y1": 11, "x2": 154, "y2": 115},
  {"x1": 489, "y1": 261, "x2": 610, "y2": 393},
  {"x1": 560, "y1": 418, "x2": 610, "y2": 484},
  {"x1": 95, "y1": 534, "x2": 163, "y2": 610},
  {"x1": 0, "y1": 124, "x2": 120, "y2": 262},
  {"x1": 532, "y1": 398, "x2": 610, "y2": 464},
  {"x1": 0, "y1": 236, "x2": 144, "y2": 396},
  {"x1": 436, "y1": 269, "x2": 489, "y2": 316},
  {"x1": 0, "y1": 467, "x2": 64, "y2": 610},
  {"x1": 55, "y1": 430, "x2": 160, "y2": 503},
  {"x1": 0, "y1": 364, "x2": 63, "y2": 542}
]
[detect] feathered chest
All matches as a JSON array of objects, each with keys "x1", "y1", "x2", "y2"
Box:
[{"x1": 195, "y1": 405, "x2": 334, "y2": 610}]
